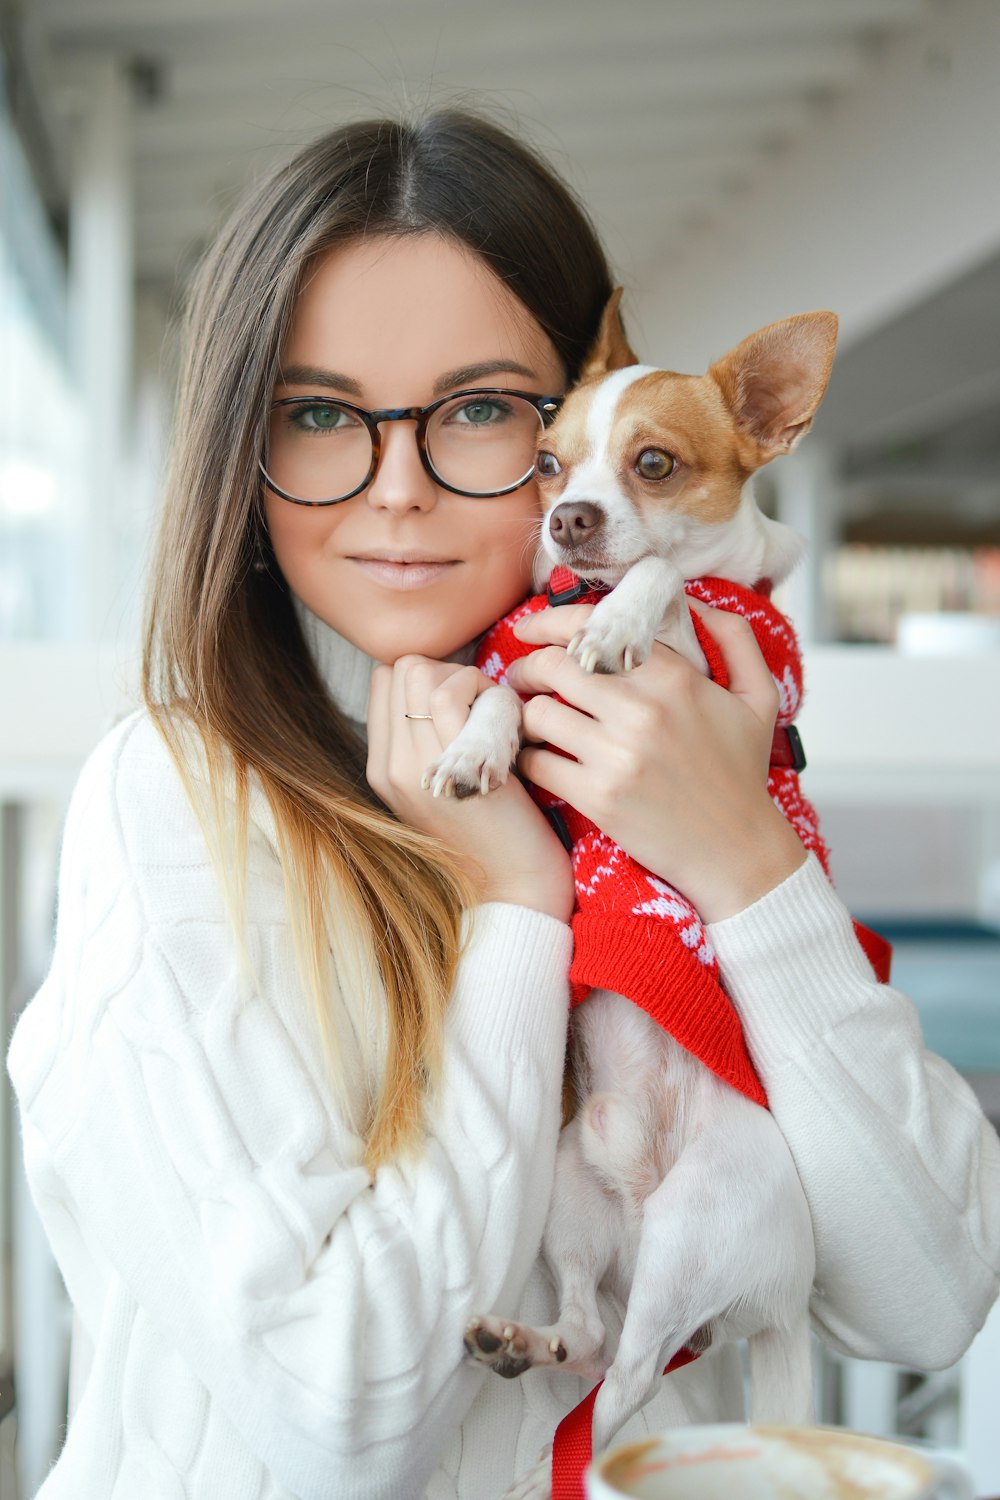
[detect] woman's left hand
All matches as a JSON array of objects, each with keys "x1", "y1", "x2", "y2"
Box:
[{"x1": 507, "y1": 599, "x2": 808, "y2": 923}]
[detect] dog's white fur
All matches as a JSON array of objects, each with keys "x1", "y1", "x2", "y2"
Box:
[{"x1": 425, "y1": 304, "x2": 839, "y2": 1492}]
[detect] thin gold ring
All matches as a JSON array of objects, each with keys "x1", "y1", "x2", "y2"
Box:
[{"x1": 404, "y1": 712, "x2": 434, "y2": 720}]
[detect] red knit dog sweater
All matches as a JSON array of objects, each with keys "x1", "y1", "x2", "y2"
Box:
[{"x1": 476, "y1": 573, "x2": 892, "y2": 1110}]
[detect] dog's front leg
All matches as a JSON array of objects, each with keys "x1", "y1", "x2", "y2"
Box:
[
  {"x1": 422, "y1": 682, "x2": 522, "y2": 798},
  {"x1": 569, "y1": 556, "x2": 708, "y2": 675}
]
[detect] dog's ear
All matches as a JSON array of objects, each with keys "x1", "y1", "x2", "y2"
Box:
[
  {"x1": 580, "y1": 287, "x2": 640, "y2": 378},
  {"x1": 708, "y1": 311, "x2": 838, "y2": 457}
]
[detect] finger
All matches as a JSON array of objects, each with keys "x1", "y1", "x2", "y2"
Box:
[
  {"x1": 505, "y1": 644, "x2": 621, "y2": 716},
  {"x1": 516, "y1": 742, "x2": 588, "y2": 804},
  {"x1": 427, "y1": 665, "x2": 490, "y2": 743},
  {"x1": 686, "y1": 600, "x2": 779, "y2": 724},
  {"x1": 397, "y1": 658, "x2": 448, "y2": 752},
  {"x1": 398, "y1": 655, "x2": 454, "y2": 713},
  {"x1": 520, "y1": 692, "x2": 600, "y2": 761},
  {"x1": 511, "y1": 604, "x2": 594, "y2": 646}
]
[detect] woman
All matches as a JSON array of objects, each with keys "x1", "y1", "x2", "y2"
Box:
[{"x1": 7, "y1": 109, "x2": 999, "y2": 1500}]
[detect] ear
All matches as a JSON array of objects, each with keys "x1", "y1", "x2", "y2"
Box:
[
  {"x1": 708, "y1": 311, "x2": 838, "y2": 456},
  {"x1": 580, "y1": 287, "x2": 641, "y2": 378}
]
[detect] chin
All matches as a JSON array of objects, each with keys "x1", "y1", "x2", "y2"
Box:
[{"x1": 358, "y1": 622, "x2": 471, "y2": 665}]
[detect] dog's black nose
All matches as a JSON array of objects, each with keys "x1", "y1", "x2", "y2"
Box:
[{"x1": 548, "y1": 501, "x2": 603, "y2": 548}]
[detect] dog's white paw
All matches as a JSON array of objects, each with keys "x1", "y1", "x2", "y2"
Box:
[
  {"x1": 501, "y1": 1446, "x2": 552, "y2": 1500},
  {"x1": 464, "y1": 1315, "x2": 568, "y2": 1377},
  {"x1": 568, "y1": 611, "x2": 653, "y2": 675},
  {"x1": 422, "y1": 734, "x2": 517, "y2": 799}
]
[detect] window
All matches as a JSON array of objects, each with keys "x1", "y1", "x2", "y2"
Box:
[{"x1": 0, "y1": 92, "x2": 86, "y2": 643}]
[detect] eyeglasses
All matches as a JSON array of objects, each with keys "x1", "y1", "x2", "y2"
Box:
[{"x1": 260, "y1": 388, "x2": 564, "y2": 506}]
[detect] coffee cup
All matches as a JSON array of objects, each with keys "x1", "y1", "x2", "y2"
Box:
[{"x1": 586, "y1": 1423, "x2": 973, "y2": 1499}]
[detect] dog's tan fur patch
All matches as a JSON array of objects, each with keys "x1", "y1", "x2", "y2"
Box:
[{"x1": 538, "y1": 370, "x2": 756, "y2": 527}]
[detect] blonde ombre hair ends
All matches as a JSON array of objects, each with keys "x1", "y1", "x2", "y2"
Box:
[{"x1": 141, "y1": 109, "x2": 613, "y2": 1169}]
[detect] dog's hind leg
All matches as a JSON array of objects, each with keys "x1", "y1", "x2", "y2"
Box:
[
  {"x1": 590, "y1": 1096, "x2": 813, "y2": 1453},
  {"x1": 589, "y1": 1175, "x2": 729, "y2": 1447},
  {"x1": 465, "y1": 1115, "x2": 623, "y2": 1380},
  {"x1": 747, "y1": 1312, "x2": 815, "y2": 1424}
]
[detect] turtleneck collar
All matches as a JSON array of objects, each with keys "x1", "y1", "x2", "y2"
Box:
[
  {"x1": 290, "y1": 594, "x2": 480, "y2": 737},
  {"x1": 291, "y1": 594, "x2": 380, "y2": 733}
]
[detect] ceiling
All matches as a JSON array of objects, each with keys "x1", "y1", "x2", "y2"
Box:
[
  {"x1": 16, "y1": 0, "x2": 933, "y2": 297},
  {"x1": 819, "y1": 248, "x2": 1000, "y2": 461},
  {"x1": 10, "y1": 0, "x2": 998, "y2": 522}
]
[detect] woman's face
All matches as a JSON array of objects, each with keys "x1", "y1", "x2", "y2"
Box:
[{"x1": 263, "y1": 233, "x2": 566, "y2": 662}]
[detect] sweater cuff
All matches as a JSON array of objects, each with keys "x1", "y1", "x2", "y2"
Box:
[
  {"x1": 449, "y1": 903, "x2": 572, "y2": 1058},
  {"x1": 705, "y1": 851, "x2": 879, "y2": 1074}
]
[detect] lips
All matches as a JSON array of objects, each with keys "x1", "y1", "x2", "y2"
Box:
[
  {"x1": 350, "y1": 551, "x2": 457, "y2": 564},
  {"x1": 348, "y1": 555, "x2": 460, "y2": 590}
]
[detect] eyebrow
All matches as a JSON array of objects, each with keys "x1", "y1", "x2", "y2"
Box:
[
  {"x1": 432, "y1": 360, "x2": 540, "y2": 394},
  {"x1": 277, "y1": 365, "x2": 362, "y2": 397},
  {"x1": 276, "y1": 359, "x2": 542, "y2": 400}
]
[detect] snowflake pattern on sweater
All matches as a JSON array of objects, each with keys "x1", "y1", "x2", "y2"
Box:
[{"x1": 477, "y1": 575, "x2": 834, "y2": 1110}]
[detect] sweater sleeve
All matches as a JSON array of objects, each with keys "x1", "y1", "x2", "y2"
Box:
[
  {"x1": 705, "y1": 851, "x2": 1000, "y2": 1369},
  {"x1": 7, "y1": 713, "x2": 573, "y2": 1500}
]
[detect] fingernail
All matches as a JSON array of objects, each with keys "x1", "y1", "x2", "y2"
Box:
[
  {"x1": 506, "y1": 660, "x2": 522, "y2": 685},
  {"x1": 511, "y1": 611, "x2": 544, "y2": 639}
]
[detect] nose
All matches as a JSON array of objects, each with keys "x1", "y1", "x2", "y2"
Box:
[
  {"x1": 365, "y1": 420, "x2": 439, "y2": 514},
  {"x1": 548, "y1": 500, "x2": 604, "y2": 549}
]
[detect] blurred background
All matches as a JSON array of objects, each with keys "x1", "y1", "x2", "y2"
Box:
[{"x1": 1, "y1": 0, "x2": 998, "y2": 1495}]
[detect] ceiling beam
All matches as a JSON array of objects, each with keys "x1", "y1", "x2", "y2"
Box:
[
  {"x1": 133, "y1": 175, "x2": 720, "y2": 251},
  {"x1": 130, "y1": 143, "x2": 766, "y2": 216},
  {"x1": 51, "y1": 38, "x2": 872, "y2": 110},
  {"x1": 37, "y1": 0, "x2": 926, "y2": 49}
]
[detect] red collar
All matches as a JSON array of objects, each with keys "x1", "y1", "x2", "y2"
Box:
[{"x1": 546, "y1": 566, "x2": 774, "y2": 603}]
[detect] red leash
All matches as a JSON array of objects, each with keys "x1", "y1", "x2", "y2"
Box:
[{"x1": 551, "y1": 1347, "x2": 701, "y2": 1500}]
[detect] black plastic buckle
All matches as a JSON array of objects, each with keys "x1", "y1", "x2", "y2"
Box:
[
  {"x1": 546, "y1": 572, "x2": 591, "y2": 606},
  {"x1": 785, "y1": 724, "x2": 807, "y2": 772}
]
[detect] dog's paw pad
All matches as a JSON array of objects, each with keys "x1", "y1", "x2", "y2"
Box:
[
  {"x1": 424, "y1": 740, "x2": 515, "y2": 799},
  {"x1": 463, "y1": 1316, "x2": 539, "y2": 1378},
  {"x1": 568, "y1": 615, "x2": 651, "y2": 675},
  {"x1": 463, "y1": 1315, "x2": 574, "y2": 1378}
]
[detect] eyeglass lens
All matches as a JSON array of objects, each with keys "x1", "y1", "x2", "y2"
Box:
[{"x1": 264, "y1": 393, "x2": 545, "y2": 502}]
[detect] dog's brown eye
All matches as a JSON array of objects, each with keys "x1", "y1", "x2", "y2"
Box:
[
  {"x1": 536, "y1": 450, "x2": 562, "y2": 478},
  {"x1": 636, "y1": 449, "x2": 675, "y2": 480}
]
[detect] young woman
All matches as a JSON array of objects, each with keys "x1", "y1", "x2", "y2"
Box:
[{"x1": 8, "y1": 110, "x2": 999, "y2": 1500}]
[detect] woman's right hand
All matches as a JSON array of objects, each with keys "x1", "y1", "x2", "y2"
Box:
[{"x1": 367, "y1": 655, "x2": 574, "y2": 923}]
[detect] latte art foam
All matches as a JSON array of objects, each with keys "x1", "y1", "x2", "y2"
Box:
[{"x1": 597, "y1": 1425, "x2": 938, "y2": 1500}]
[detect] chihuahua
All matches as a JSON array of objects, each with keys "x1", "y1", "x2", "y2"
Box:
[{"x1": 427, "y1": 295, "x2": 839, "y2": 1483}]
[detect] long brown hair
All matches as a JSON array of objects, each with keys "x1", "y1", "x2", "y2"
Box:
[{"x1": 142, "y1": 107, "x2": 615, "y2": 1169}]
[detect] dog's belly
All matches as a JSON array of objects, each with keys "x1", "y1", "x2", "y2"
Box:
[
  {"x1": 571, "y1": 988, "x2": 711, "y2": 1186},
  {"x1": 568, "y1": 987, "x2": 814, "y2": 1340}
]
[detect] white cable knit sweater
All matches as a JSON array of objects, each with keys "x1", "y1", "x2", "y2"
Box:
[{"x1": 7, "y1": 600, "x2": 1000, "y2": 1500}]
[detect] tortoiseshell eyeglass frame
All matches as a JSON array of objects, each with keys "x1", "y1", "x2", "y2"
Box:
[{"x1": 260, "y1": 387, "x2": 565, "y2": 506}]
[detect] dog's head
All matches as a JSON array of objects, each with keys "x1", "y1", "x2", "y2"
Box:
[{"x1": 534, "y1": 290, "x2": 838, "y2": 589}]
